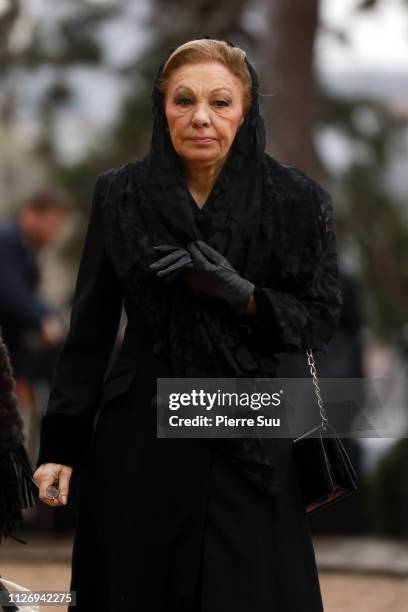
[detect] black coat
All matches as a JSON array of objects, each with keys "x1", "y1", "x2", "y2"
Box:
[
  {"x1": 37, "y1": 159, "x2": 342, "y2": 611},
  {"x1": 0, "y1": 335, "x2": 38, "y2": 541}
]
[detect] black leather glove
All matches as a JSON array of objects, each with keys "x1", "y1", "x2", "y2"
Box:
[
  {"x1": 149, "y1": 245, "x2": 193, "y2": 284},
  {"x1": 149, "y1": 241, "x2": 254, "y2": 311},
  {"x1": 182, "y1": 240, "x2": 254, "y2": 311}
]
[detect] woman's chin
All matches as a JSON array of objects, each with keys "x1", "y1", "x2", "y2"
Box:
[{"x1": 181, "y1": 150, "x2": 223, "y2": 165}]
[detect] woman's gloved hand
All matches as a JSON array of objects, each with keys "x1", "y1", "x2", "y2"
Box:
[
  {"x1": 149, "y1": 245, "x2": 193, "y2": 284},
  {"x1": 182, "y1": 240, "x2": 254, "y2": 311},
  {"x1": 149, "y1": 240, "x2": 254, "y2": 311}
]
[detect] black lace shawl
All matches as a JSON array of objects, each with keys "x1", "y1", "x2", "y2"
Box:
[{"x1": 100, "y1": 45, "x2": 343, "y2": 495}]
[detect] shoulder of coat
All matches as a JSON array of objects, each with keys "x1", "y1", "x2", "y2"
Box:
[
  {"x1": 263, "y1": 153, "x2": 330, "y2": 204},
  {"x1": 95, "y1": 161, "x2": 136, "y2": 187},
  {"x1": 92, "y1": 161, "x2": 143, "y2": 207},
  {"x1": 0, "y1": 221, "x2": 16, "y2": 244}
]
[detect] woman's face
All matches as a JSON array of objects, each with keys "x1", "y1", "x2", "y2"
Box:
[{"x1": 164, "y1": 61, "x2": 246, "y2": 167}]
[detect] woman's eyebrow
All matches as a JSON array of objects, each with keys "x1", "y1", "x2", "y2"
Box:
[
  {"x1": 211, "y1": 87, "x2": 232, "y2": 95},
  {"x1": 173, "y1": 86, "x2": 232, "y2": 95}
]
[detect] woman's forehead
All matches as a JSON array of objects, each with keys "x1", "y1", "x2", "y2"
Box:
[{"x1": 165, "y1": 62, "x2": 245, "y2": 93}]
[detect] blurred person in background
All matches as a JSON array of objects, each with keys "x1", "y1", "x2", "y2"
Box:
[
  {"x1": 0, "y1": 333, "x2": 37, "y2": 544},
  {"x1": 0, "y1": 188, "x2": 72, "y2": 414},
  {"x1": 0, "y1": 332, "x2": 38, "y2": 609}
]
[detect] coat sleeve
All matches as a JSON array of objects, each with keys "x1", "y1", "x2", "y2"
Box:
[
  {"x1": 36, "y1": 173, "x2": 123, "y2": 473},
  {"x1": 249, "y1": 182, "x2": 343, "y2": 354}
]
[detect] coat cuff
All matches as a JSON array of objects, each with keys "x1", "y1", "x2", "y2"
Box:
[
  {"x1": 36, "y1": 413, "x2": 94, "y2": 475},
  {"x1": 250, "y1": 285, "x2": 279, "y2": 335}
]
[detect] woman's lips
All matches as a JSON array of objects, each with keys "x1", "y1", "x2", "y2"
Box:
[{"x1": 190, "y1": 138, "x2": 215, "y2": 144}]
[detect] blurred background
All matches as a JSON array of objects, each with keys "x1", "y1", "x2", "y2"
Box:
[{"x1": 0, "y1": 0, "x2": 407, "y2": 610}]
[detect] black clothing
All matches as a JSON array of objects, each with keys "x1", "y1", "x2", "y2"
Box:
[
  {"x1": 0, "y1": 335, "x2": 38, "y2": 541},
  {"x1": 0, "y1": 221, "x2": 49, "y2": 377},
  {"x1": 37, "y1": 46, "x2": 342, "y2": 611}
]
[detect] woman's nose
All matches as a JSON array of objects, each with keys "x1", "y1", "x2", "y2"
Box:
[{"x1": 191, "y1": 104, "x2": 211, "y2": 127}]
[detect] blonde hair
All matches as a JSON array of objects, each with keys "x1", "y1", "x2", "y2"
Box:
[{"x1": 157, "y1": 38, "x2": 253, "y2": 116}]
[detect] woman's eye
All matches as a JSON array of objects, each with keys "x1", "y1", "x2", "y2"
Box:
[
  {"x1": 174, "y1": 98, "x2": 230, "y2": 107},
  {"x1": 175, "y1": 98, "x2": 192, "y2": 106}
]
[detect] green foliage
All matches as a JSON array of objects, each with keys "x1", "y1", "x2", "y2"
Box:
[
  {"x1": 365, "y1": 439, "x2": 408, "y2": 538},
  {"x1": 318, "y1": 90, "x2": 408, "y2": 339}
]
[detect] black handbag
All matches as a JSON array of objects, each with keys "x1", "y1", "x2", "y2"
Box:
[{"x1": 293, "y1": 349, "x2": 358, "y2": 514}]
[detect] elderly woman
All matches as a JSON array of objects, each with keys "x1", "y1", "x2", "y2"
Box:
[{"x1": 34, "y1": 38, "x2": 342, "y2": 611}]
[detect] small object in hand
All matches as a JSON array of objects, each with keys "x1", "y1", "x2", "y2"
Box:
[
  {"x1": 45, "y1": 481, "x2": 60, "y2": 500},
  {"x1": 31, "y1": 477, "x2": 60, "y2": 502}
]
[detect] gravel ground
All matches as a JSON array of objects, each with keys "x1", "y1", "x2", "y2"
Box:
[
  {"x1": 0, "y1": 562, "x2": 407, "y2": 611},
  {"x1": 1, "y1": 534, "x2": 408, "y2": 611}
]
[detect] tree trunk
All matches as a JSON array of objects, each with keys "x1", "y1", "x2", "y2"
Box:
[{"x1": 264, "y1": 0, "x2": 321, "y2": 180}]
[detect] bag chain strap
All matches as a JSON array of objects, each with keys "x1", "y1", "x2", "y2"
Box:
[{"x1": 306, "y1": 348, "x2": 329, "y2": 429}]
